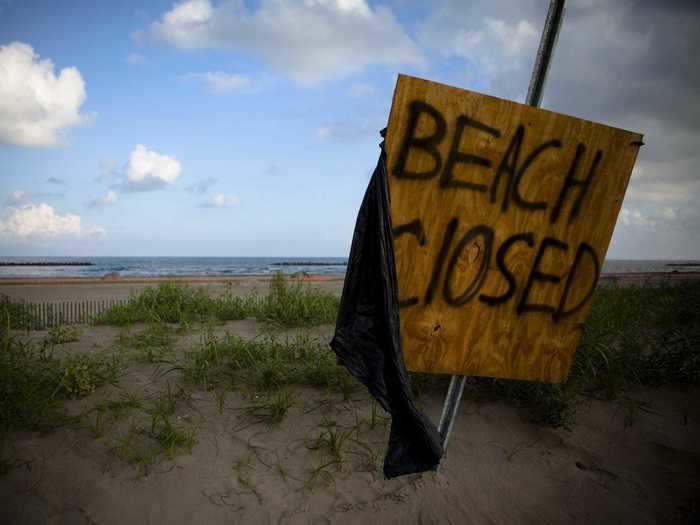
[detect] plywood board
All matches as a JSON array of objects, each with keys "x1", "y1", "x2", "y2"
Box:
[{"x1": 385, "y1": 75, "x2": 643, "y2": 383}]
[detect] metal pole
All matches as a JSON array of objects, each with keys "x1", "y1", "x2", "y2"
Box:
[
  {"x1": 526, "y1": 0, "x2": 567, "y2": 107},
  {"x1": 437, "y1": 0, "x2": 567, "y2": 451}
]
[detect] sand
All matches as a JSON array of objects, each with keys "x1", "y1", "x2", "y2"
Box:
[
  {"x1": 1, "y1": 319, "x2": 699, "y2": 524},
  {"x1": 0, "y1": 275, "x2": 345, "y2": 303},
  {"x1": 1, "y1": 272, "x2": 699, "y2": 304},
  {"x1": 1, "y1": 275, "x2": 699, "y2": 524}
]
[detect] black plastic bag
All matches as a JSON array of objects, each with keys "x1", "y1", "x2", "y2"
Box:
[{"x1": 330, "y1": 132, "x2": 443, "y2": 478}]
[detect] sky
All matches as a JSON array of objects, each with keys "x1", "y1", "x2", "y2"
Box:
[{"x1": 0, "y1": 0, "x2": 698, "y2": 258}]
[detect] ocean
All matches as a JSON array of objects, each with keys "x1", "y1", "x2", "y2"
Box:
[
  {"x1": 0, "y1": 257, "x2": 348, "y2": 278},
  {"x1": 0, "y1": 256, "x2": 698, "y2": 279}
]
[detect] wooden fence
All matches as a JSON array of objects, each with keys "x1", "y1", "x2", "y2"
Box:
[{"x1": 4, "y1": 298, "x2": 130, "y2": 329}]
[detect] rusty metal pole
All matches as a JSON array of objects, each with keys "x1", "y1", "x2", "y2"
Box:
[{"x1": 437, "y1": 0, "x2": 567, "y2": 451}]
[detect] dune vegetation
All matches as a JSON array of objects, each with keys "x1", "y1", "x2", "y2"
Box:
[{"x1": 1, "y1": 275, "x2": 698, "y2": 477}]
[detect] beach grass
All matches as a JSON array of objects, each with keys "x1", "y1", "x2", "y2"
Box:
[
  {"x1": 94, "y1": 281, "x2": 253, "y2": 325},
  {"x1": 242, "y1": 389, "x2": 294, "y2": 425},
  {"x1": 0, "y1": 334, "x2": 68, "y2": 432},
  {"x1": 179, "y1": 331, "x2": 351, "y2": 392},
  {"x1": 117, "y1": 323, "x2": 175, "y2": 363},
  {"x1": 93, "y1": 273, "x2": 339, "y2": 328},
  {"x1": 85, "y1": 392, "x2": 143, "y2": 438},
  {"x1": 46, "y1": 324, "x2": 81, "y2": 345},
  {"x1": 0, "y1": 332, "x2": 123, "y2": 433},
  {"x1": 2, "y1": 279, "x2": 698, "y2": 457},
  {"x1": 0, "y1": 295, "x2": 37, "y2": 332},
  {"x1": 255, "y1": 272, "x2": 339, "y2": 328}
]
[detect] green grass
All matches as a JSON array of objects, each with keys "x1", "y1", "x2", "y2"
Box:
[
  {"x1": 0, "y1": 334, "x2": 67, "y2": 432},
  {"x1": 94, "y1": 274, "x2": 339, "y2": 328},
  {"x1": 117, "y1": 323, "x2": 175, "y2": 363},
  {"x1": 2, "y1": 279, "x2": 698, "y2": 441},
  {"x1": 242, "y1": 390, "x2": 294, "y2": 425},
  {"x1": 255, "y1": 273, "x2": 339, "y2": 328},
  {"x1": 173, "y1": 280, "x2": 700, "y2": 428},
  {"x1": 150, "y1": 414, "x2": 197, "y2": 459},
  {"x1": 0, "y1": 331, "x2": 123, "y2": 432},
  {"x1": 86, "y1": 392, "x2": 143, "y2": 438},
  {"x1": 304, "y1": 422, "x2": 378, "y2": 487},
  {"x1": 94, "y1": 281, "x2": 254, "y2": 325},
  {"x1": 112, "y1": 383, "x2": 197, "y2": 473},
  {"x1": 113, "y1": 425, "x2": 160, "y2": 474},
  {"x1": 0, "y1": 295, "x2": 37, "y2": 332},
  {"x1": 180, "y1": 331, "x2": 351, "y2": 392},
  {"x1": 572, "y1": 281, "x2": 700, "y2": 391},
  {"x1": 57, "y1": 352, "x2": 122, "y2": 398},
  {"x1": 180, "y1": 330, "x2": 230, "y2": 391},
  {"x1": 47, "y1": 325, "x2": 81, "y2": 345}
]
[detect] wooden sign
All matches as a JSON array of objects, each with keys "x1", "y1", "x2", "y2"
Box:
[{"x1": 385, "y1": 75, "x2": 643, "y2": 383}]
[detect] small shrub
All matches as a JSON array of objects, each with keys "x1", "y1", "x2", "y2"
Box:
[
  {"x1": 94, "y1": 277, "x2": 340, "y2": 328},
  {"x1": 118, "y1": 323, "x2": 174, "y2": 363},
  {"x1": 256, "y1": 273, "x2": 339, "y2": 328},
  {"x1": 0, "y1": 334, "x2": 67, "y2": 431},
  {"x1": 58, "y1": 353, "x2": 122, "y2": 398},
  {"x1": 0, "y1": 296, "x2": 37, "y2": 332},
  {"x1": 95, "y1": 282, "x2": 254, "y2": 326},
  {"x1": 47, "y1": 325, "x2": 81, "y2": 345}
]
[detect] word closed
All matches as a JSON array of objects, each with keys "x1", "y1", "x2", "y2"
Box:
[{"x1": 385, "y1": 75, "x2": 642, "y2": 383}]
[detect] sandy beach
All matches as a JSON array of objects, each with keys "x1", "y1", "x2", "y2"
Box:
[
  {"x1": 1, "y1": 272, "x2": 699, "y2": 304},
  {"x1": 0, "y1": 275, "x2": 346, "y2": 303},
  {"x1": 1, "y1": 274, "x2": 699, "y2": 524},
  {"x1": 1, "y1": 319, "x2": 698, "y2": 524}
]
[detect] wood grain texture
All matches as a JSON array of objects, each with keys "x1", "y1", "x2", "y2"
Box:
[{"x1": 385, "y1": 75, "x2": 642, "y2": 383}]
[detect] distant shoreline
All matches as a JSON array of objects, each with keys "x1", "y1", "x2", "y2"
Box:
[
  {"x1": 0, "y1": 274, "x2": 345, "y2": 286},
  {"x1": 0, "y1": 271, "x2": 698, "y2": 286},
  {"x1": 0, "y1": 261, "x2": 94, "y2": 267},
  {"x1": 271, "y1": 261, "x2": 347, "y2": 266}
]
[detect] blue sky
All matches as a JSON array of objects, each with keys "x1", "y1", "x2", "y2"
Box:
[{"x1": 1, "y1": 0, "x2": 698, "y2": 258}]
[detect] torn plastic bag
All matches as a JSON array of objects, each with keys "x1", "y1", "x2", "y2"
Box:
[{"x1": 330, "y1": 132, "x2": 443, "y2": 478}]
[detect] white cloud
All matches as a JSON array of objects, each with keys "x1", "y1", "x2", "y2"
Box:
[
  {"x1": 421, "y1": 14, "x2": 538, "y2": 79},
  {"x1": 0, "y1": 203, "x2": 105, "y2": 240},
  {"x1": 88, "y1": 190, "x2": 118, "y2": 208},
  {"x1": 124, "y1": 144, "x2": 181, "y2": 191},
  {"x1": 0, "y1": 41, "x2": 90, "y2": 147},
  {"x1": 6, "y1": 190, "x2": 31, "y2": 206},
  {"x1": 152, "y1": 0, "x2": 424, "y2": 84},
  {"x1": 185, "y1": 71, "x2": 250, "y2": 94},
  {"x1": 5, "y1": 190, "x2": 64, "y2": 206},
  {"x1": 661, "y1": 207, "x2": 677, "y2": 221},
  {"x1": 200, "y1": 193, "x2": 240, "y2": 208},
  {"x1": 84, "y1": 225, "x2": 107, "y2": 239},
  {"x1": 620, "y1": 208, "x2": 655, "y2": 228},
  {"x1": 619, "y1": 205, "x2": 684, "y2": 230},
  {"x1": 126, "y1": 52, "x2": 147, "y2": 65},
  {"x1": 484, "y1": 19, "x2": 537, "y2": 57}
]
